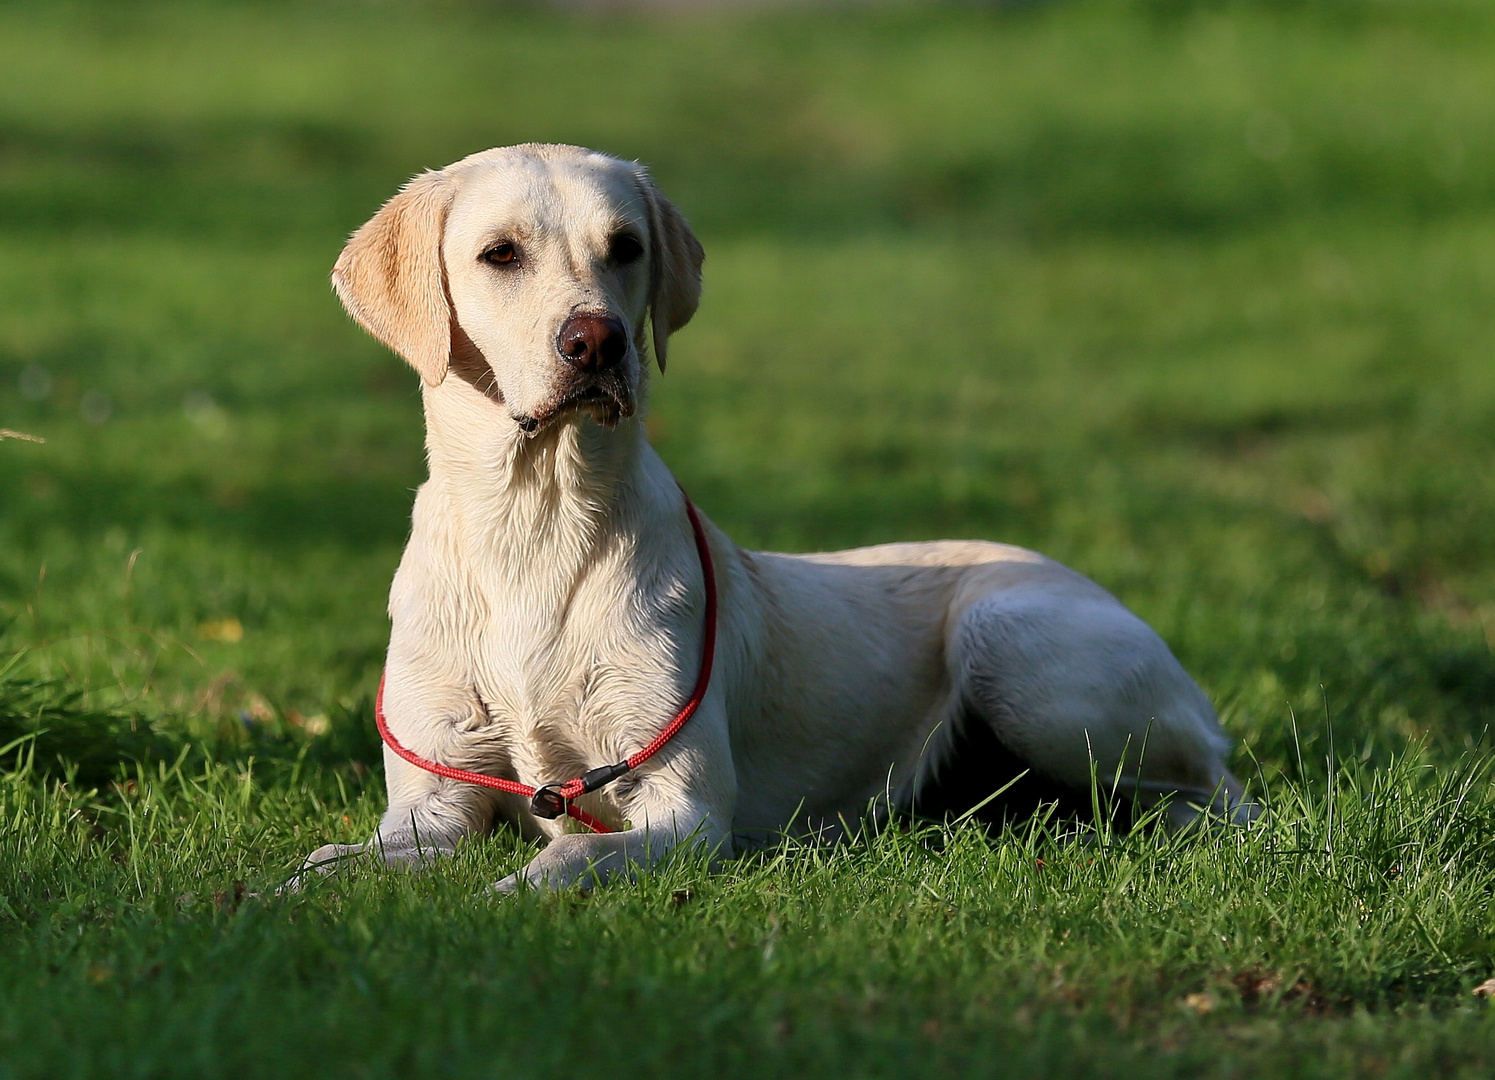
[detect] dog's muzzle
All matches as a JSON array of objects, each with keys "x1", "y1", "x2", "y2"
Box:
[
  {"x1": 513, "y1": 371, "x2": 635, "y2": 435},
  {"x1": 513, "y1": 312, "x2": 636, "y2": 434}
]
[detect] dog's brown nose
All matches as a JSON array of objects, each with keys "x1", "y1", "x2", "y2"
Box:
[{"x1": 556, "y1": 313, "x2": 628, "y2": 372}]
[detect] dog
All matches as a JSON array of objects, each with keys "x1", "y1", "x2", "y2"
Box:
[{"x1": 301, "y1": 144, "x2": 1250, "y2": 892}]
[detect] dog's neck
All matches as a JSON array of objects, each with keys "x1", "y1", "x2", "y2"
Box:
[{"x1": 420, "y1": 374, "x2": 652, "y2": 566}]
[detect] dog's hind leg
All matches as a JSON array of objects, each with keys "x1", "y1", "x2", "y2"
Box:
[{"x1": 945, "y1": 585, "x2": 1253, "y2": 828}]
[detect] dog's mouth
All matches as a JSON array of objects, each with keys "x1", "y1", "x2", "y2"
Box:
[{"x1": 515, "y1": 379, "x2": 634, "y2": 436}]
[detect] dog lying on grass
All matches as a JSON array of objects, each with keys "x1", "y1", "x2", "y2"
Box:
[{"x1": 301, "y1": 144, "x2": 1250, "y2": 892}]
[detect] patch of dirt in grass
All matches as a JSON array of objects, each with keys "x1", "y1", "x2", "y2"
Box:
[{"x1": 1233, "y1": 967, "x2": 1342, "y2": 1015}]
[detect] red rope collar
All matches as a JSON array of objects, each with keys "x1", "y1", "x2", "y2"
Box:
[{"x1": 374, "y1": 489, "x2": 718, "y2": 835}]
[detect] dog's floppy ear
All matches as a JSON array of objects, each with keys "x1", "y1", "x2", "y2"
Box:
[
  {"x1": 332, "y1": 170, "x2": 457, "y2": 387},
  {"x1": 640, "y1": 173, "x2": 704, "y2": 373}
]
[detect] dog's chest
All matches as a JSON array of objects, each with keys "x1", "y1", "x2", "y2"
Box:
[{"x1": 460, "y1": 575, "x2": 685, "y2": 769}]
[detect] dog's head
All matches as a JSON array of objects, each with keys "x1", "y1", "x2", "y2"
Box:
[{"x1": 332, "y1": 144, "x2": 703, "y2": 434}]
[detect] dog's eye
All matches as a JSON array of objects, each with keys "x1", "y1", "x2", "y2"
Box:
[
  {"x1": 609, "y1": 234, "x2": 644, "y2": 266},
  {"x1": 482, "y1": 242, "x2": 519, "y2": 267}
]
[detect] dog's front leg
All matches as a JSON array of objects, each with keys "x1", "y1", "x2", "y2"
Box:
[
  {"x1": 492, "y1": 798, "x2": 727, "y2": 893},
  {"x1": 493, "y1": 701, "x2": 737, "y2": 893},
  {"x1": 297, "y1": 673, "x2": 511, "y2": 880}
]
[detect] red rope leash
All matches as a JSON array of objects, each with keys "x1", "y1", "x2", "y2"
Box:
[{"x1": 373, "y1": 489, "x2": 717, "y2": 835}]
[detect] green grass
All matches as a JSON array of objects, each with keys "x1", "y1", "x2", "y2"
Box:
[{"x1": 4, "y1": 0, "x2": 1495, "y2": 1074}]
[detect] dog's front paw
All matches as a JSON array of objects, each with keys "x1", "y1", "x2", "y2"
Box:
[
  {"x1": 278, "y1": 842, "x2": 368, "y2": 893},
  {"x1": 282, "y1": 838, "x2": 462, "y2": 893},
  {"x1": 488, "y1": 858, "x2": 571, "y2": 896},
  {"x1": 489, "y1": 871, "x2": 525, "y2": 896},
  {"x1": 305, "y1": 842, "x2": 366, "y2": 871}
]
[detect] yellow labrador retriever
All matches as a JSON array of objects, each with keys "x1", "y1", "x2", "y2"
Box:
[{"x1": 303, "y1": 144, "x2": 1249, "y2": 892}]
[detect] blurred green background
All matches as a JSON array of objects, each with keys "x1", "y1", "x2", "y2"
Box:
[{"x1": 2, "y1": 0, "x2": 1494, "y2": 778}]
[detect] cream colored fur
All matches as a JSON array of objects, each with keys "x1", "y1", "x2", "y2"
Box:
[{"x1": 300, "y1": 144, "x2": 1248, "y2": 892}]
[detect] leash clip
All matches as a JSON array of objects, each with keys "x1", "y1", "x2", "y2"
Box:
[
  {"x1": 531, "y1": 760, "x2": 631, "y2": 820},
  {"x1": 580, "y1": 761, "x2": 631, "y2": 794},
  {"x1": 530, "y1": 784, "x2": 568, "y2": 819}
]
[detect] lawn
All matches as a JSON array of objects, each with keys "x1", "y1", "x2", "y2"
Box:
[{"x1": 3, "y1": 0, "x2": 1495, "y2": 1075}]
